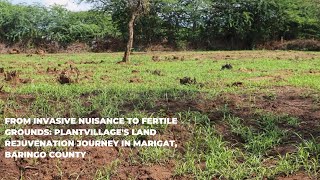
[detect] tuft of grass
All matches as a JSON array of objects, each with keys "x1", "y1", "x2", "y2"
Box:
[
  {"x1": 95, "y1": 159, "x2": 121, "y2": 180},
  {"x1": 139, "y1": 147, "x2": 174, "y2": 164}
]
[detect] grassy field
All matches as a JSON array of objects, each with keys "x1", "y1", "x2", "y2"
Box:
[{"x1": 0, "y1": 50, "x2": 320, "y2": 179}]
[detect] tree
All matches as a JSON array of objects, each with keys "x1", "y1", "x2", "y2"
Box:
[
  {"x1": 122, "y1": 0, "x2": 149, "y2": 62},
  {"x1": 278, "y1": 0, "x2": 320, "y2": 39},
  {"x1": 201, "y1": 0, "x2": 285, "y2": 49},
  {"x1": 82, "y1": 0, "x2": 149, "y2": 63}
]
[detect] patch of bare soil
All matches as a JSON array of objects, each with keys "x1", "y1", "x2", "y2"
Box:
[
  {"x1": 0, "y1": 147, "x2": 119, "y2": 180},
  {"x1": 114, "y1": 163, "x2": 174, "y2": 180},
  {"x1": 219, "y1": 86, "x2": 320, "y2": 154},
  {"x1": 247, "y1": 76, "x2": 275, "y2": 81},
  {"x1": 46, "y1": 67, "x2": 58, "y2": 74},
  {"x1": 306, "y1": 69, "x2": 320, "y2": 74},
  {"x1": 19, "y1": 78, "x2": 33, "y2": 84},
  {"x1": 0, "y1": 147, "x2": 20, "y2": 180},
  {"x1": 222, "y1": 86, "x2": 319, "y2": 119},
  {"x1": 259, "y1": 87, "x2": 318, "y2": 119},
  {"x1": 129, "y1": 77, "x2": 143, "y2": 83},
  {"x1": 276, "y1": 172, "x2": 313, "y2": 180},
  {"x1": 237, "y1": 67, "x2": 255, "y2": 73},
  {"x1": 247, "y1": 70, "x2": 294, "y2": 83},
  {"x1": 268, "y1": 144, "x2": 297, "y2": 156},
  {"x1": 148, "y1": 51, "x2": 320, "y2": 61},
  {"x1": 214, "y1": 122, "x2": 245, "y2": 146}
]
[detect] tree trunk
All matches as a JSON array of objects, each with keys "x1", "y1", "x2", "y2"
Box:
[{"x1": 122, "y1": 13, "x2": 136, "y2": 63}]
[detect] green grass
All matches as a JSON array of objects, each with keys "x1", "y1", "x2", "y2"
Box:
[
  {"x1": 95, "y1": 159, "x2": 121, "y2": 180},
  {"x1": 0, "y1": 51, "x2": 320, "y2": 179}
]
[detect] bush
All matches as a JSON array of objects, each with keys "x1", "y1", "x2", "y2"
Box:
[{"x1": 0, "y1": 1, "x2": 119, "y2": 51}]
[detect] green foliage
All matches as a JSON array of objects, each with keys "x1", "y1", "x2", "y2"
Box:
[
  {"x1": 278, "y1": 0, "x2": 320, "y2": 39},
  {"x1": 1, "y1": 0, "x2": 320, "y2": 49},
  {"x1": 0, "y1": 0, "x2": 118, "y2": 46},
  {"x1": 201, "y1": 0, "x2": 286, "y2": 49}
]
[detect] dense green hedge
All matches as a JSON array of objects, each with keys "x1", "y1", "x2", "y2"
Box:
[
  {"x1": 0, "y1": 1, "x2": 119, "y2": 47},
  {"x1": 1, "y1": 0, "x2": 320, "y2": 50}
]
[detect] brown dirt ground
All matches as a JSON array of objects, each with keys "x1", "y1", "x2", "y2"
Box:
[
  {"x1": 277, "y1": 172, "x2": 314, "y2": 180},
  {"x1": 0, "y1": 85, "x2": 319, "y2": 179},
  {"x1": 148, "y1": 51, "x2": 320, "y2": 61},
  {"x1": 222, "y1": 86, "x2": 320, "y2": 138}
]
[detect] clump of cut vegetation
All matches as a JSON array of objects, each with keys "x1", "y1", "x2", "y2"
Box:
[
  {"x1": 180, "y1": 77, "x2": 197, "y2": 85},
  {"x1": 221, "y1": 64, "x2": 233, "y2": 70}
]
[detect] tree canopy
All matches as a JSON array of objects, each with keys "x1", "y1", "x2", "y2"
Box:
[{"x1": 0, "y1": 0, "x2": 320, "y2": 51}]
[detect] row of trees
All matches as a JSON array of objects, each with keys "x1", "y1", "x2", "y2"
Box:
[
  {"x1": 0, "y1": 0, "x2": 118, "y2": 48},
  {"x1": 97, "y1": 0, "x2": 320, "y2": 49},
  {"x1": 1, "y1": 0, "x2": 320, "y2": 54}
]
